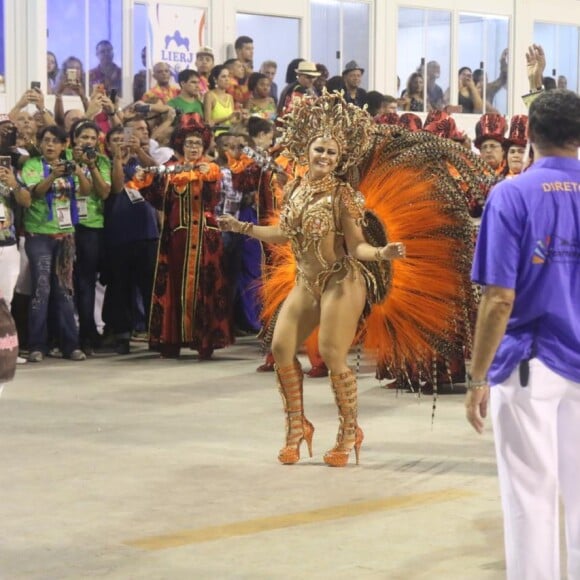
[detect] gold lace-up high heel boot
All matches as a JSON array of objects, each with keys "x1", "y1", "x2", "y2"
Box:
[
  {"x1": 276, "y1": 361, "x2": 314, "y2": 464},
  {"x1": 324, "y1": 369, "x2": 364, "y2": 467}
]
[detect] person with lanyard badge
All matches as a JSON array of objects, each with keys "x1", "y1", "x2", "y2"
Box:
[
  {"x1": 20, "y1": 126, "x2": 89, "y2": 362},
  {"x1": 100, "y1": 126, "x2": 159, "y2": 356},
  {"x1": 68, "y1": 120, "x2": 111, "y2": 354}
]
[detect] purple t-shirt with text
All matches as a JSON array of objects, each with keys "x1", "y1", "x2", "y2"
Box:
[{"x1": 472, "y1": 156, "x2": 580, "y2": 384}]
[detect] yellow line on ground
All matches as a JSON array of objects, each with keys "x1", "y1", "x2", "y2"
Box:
[{"x1": 125, "y1": 488, "x2": 473, "y2": 551}]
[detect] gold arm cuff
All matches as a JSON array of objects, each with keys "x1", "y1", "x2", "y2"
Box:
[
  {"x1": 239, "y1": 221, "x2": 253, "y2": 236},
  {"x1": 521, "y1": 89, "x2": 543, "y2": 110}
]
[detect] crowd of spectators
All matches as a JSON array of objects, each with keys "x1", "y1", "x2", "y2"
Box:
[{"x1": 0, "y1": 38, "x2": 570, "y2": 365}]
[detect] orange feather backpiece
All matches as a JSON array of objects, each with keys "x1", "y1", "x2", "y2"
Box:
[
  {"x1": 358, "y1": 155, "x2": 474, "y2": 376},
  {"x1": 259, "y1": 125, "x2": 494, "y2": 380}
]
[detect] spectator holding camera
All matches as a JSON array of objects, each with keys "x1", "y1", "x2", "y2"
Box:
[
  {"x1": 0, "y1": 115, "x2": 31, "y2": 308},
  {"x1": 20, "y1": 125, "x2": 91, "y2": 362},
  {"x1": 120, "y1": 106, "x2": 173, "y2": 164},
  {"x1": 69, "y1": 120, "x2": 111, "y2": 354},
  {"x1": 54, "y1": 56, "x2": 87, "y2": 99},
  {"x1": 100, "y1": 126, "x2": 159, "y2": 355},
  {"x1": 83, "y1": 86, "x2": 122, "y2": 133},
  {"x1": 9, "y1": 87, "x2": 55, "y2": 146}
]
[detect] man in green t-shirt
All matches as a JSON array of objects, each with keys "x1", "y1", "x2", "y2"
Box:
[{"x1": 167, "y1": 70, "x2": 204, "y2": 116}]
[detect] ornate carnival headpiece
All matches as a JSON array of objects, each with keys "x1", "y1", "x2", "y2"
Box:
[
  {"x1": 279, "y1": 89, "x2": 374, "y2": 175},
  {"x1": 504, "y1": 114, "x2": 528, "y2": 148}
]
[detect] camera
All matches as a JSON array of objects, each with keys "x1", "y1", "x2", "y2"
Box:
[
  {"x1": 134, "y1": 103, "x2": 151, "y2": 114},
  {"x1": 82, "y1": 145, "x2": 97, "y2": 160},
  {"x1": 62, "y1": 161, "x2": 76, "y2": 175},
  {"x1": 1, "y1": 125, "x2": 17, "y2": 148}
]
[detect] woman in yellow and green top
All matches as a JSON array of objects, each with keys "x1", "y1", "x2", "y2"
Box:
[
  {"x1": 21, "y1": 125, "x2": 98, "y2": 362},
  {"x1": 68, "y1": 120, "x2": 111, "y2": 354}
]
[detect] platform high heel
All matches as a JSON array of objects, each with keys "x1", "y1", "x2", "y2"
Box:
[
  {"x1": 276, "y1": 361, "x2": 314, "y2": 464},
  {"x1": 323, "y1": 369, "x2": 364, "y2": 467}
]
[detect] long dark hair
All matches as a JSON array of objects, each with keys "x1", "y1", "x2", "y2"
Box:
[
  {"x1": 208, "y1": 65, "x2": 228, "y2": 90},
  {"x1": 47, "y1": 51, "x2": 59, "y2": 81}
]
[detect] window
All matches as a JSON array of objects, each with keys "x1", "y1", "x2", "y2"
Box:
[
  {"x1": 132, "y1": 2, "x2": 149, "y2": 102},
  {"x1": 534, "y1": 22, "x2": 579, "y2": 92},
  {"x1": 397, "y1": 8, "x2": 451, "y2": 111},
  {"x1": 47, "y1": 0, "x2": 123, "y2": 96},
  {"x1": 311, "y1": 0, "x2": 370, "y2": 88},
  {"x1": 458, "y1": 13, "x2": 509, "y2": 115},
  {"x1": 236, "y1": 13, "x2": 300, "y2": 89}
]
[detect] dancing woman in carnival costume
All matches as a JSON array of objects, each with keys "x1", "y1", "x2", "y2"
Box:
[{"x1": 218, "y1": 91, "x2": 493, "y2": 467}]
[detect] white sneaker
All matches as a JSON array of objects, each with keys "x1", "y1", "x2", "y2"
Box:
[{"x1": 16, "y1": 356, "x2": 27, "y2": 365}]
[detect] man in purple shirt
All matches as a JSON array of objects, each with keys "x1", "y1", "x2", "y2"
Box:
[{"x1": 467, "y1": 89, "x2": 580, "y2": 580}]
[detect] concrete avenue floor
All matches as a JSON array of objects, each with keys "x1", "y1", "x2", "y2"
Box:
[{"x1": 0, "y1": 338, "x2": 508, "y2": 580}]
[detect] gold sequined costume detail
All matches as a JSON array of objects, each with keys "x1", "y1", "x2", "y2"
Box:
[{"x1": 277, "y1": 173, "x2": 376, "y2": 298}]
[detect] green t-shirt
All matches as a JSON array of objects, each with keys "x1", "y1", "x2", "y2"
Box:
[
  {"x1": 21, "y1": 154, "x2": 112, "y2": 233},
  {"x1": 76, "y1": 153, "x2": 111, "y2": 229},
  {"x1": 22, "y1": 156, "x2": 76, "y2": 235},
  {"x1": 167, "y1": 95, "x2": 204, "y2": 115}
]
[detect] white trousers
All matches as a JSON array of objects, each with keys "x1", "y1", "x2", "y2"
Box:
[
  {"x1": 0, "y1": 244, "x2": 20, "y2": 304},
  {"x1": 491, "y1": 358, "x2": 580, "y2": 580}
]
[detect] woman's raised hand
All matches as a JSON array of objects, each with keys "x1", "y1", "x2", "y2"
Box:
[
  {"x1": 526, "y1": 44, "x2": 545, "y2": 90},
  {"x1": 379, "y1": 242, "x2": 406, "y2": 261},
  {"x1": 217, "y1": 214, "x2": 239, "y2": 232}
]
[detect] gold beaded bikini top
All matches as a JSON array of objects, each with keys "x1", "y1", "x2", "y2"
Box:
[{"x1": 279, "y1": 174, "x2": 365, "y2": 269}]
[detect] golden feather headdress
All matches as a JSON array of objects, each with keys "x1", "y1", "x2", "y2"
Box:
[{"x1": 279, "y1": 90, "x2": 375, "y2": 175}]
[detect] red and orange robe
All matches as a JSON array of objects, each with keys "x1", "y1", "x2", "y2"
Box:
[{"x1": 130, "y1": 160, "x2": 233, "y2": 356}]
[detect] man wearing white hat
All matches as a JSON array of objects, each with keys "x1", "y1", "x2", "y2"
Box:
[
  {"x1": 277, "y1": 60, "x2": 320, "y2": 116},
  {"x1": 342, "y1": 60, "x2": 367, "y2": 108}
]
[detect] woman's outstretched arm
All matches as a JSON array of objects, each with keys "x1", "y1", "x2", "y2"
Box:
[{"x1": 217, "y1": 214, "x2": 288, "y2": 244}]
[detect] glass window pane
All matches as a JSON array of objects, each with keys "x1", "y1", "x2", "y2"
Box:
[
  {"x1": 458, "y1": 13, "x2": 510, "y2": 115},
  {"x1": 341, "y1": 2, "x2": 370, "y2": 89},
  {"x1": 88, "y1": 0, "x2": 123, "y2": 97},
  {"x1": 47, "y1": 0, "x2": 87, "y2": 96},
  {"x1": 133, "y1": 2, "x2": 150, "y2": 102},
  {"x1": 534, "y1": 22, "x2": 579, "y2": 92},
  {"x1": 311, "y1": 1, "x2": 340, "y2": 78},
  {"x1": 397, "y1": 8, "x2": 451, "y2": 112},
  {"x1": 236, "y1": 13, "x2": 300, "y2": 87}
]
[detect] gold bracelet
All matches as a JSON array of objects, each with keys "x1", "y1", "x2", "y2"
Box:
[
  {"x1": 375, "y1": 247, "x2": 384, "y2": 261},
  {"x1": 239, "y1": 221, "x2": 253, "y2": 236}
]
